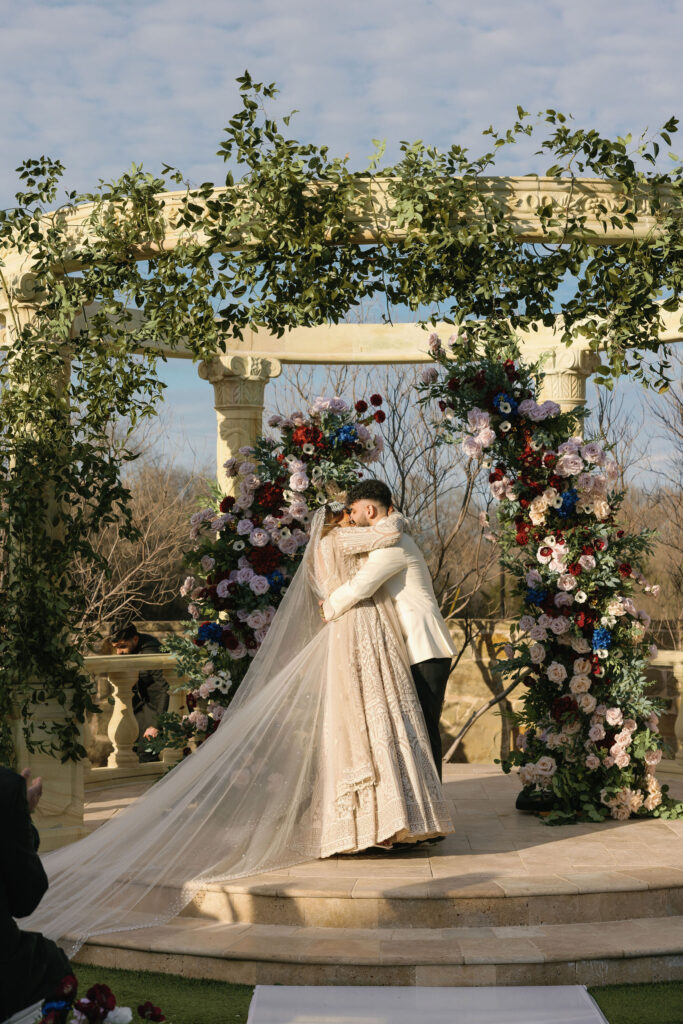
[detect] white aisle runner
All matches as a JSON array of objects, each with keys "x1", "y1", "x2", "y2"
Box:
[{"x1": 246, "y1": 986, "x2": 609, "y2": 1024}]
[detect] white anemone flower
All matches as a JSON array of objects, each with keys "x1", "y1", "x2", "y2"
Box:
[{"x1": 500, "y1": 421, "x2": 512, "y2": 432}]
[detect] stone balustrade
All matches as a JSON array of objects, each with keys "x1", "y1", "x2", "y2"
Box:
[{"x1": 83, "y1": 653, "x2": 189, "y2": 788}]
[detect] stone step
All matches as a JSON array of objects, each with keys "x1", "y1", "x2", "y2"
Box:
[
  {"x1": 179, "y1": 867, "x2": 683, "y2": 929},
  {"x1": 74, "y1": 914, "x2": 683, "y2": 987}
]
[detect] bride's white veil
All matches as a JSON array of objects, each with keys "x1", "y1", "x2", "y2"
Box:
[{"x1": 27, "y1": 509, "x2": 334, "y2": 956}]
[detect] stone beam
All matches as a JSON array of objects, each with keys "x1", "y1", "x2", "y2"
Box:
[{"x1": 0, "y1": 176, "x2": 678, "y2": 277}]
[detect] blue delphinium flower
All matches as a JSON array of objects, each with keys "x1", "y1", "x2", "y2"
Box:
[
  {"x1": 267, "y1": 570, "x2": 285, "y2": 590},
  {"x1": 198, "y1": 621, "x2": 224, "y2": 644},
  {"x1": 327, "y1": 424, "x2": 358, "y2": 447},
  {"x1": 557, "y1": 488, "x2": 578, "y2": 519},
  {"x1": 493, "y1": 392, "x2": 518, "y2": 415},
  {"x1": 526, "y1": 588, "x2": 548, "y2": 605},
  {"x1": 592, "y1": 626, "x2": 613, "y2": 650}
]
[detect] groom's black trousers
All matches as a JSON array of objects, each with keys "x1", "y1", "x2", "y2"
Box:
[{"x1": 410, "y1": 657, "x2": 452, "y2": 781}]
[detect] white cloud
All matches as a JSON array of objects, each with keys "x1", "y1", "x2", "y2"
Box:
[{"x1": 1, "y1": 0, "x2": 681, "y2": 201}]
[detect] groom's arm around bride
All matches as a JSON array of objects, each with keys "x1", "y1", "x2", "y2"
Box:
[{"x1": 322, "y1": 480, "x2": 456, "y2": 780}]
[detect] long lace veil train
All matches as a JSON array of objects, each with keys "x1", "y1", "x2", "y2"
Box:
[{"x1": 25, "y1": 509, "x2": 343, "y2": 956}]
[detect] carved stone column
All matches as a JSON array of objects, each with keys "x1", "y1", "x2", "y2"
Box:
[
  {"x1": 534, "y1": 343, "x2": 603, "y2": 414},
  {"x1": 2, "y1": 271, "x2": 88, "y2": 850},
  {"x1": 198, "y1": 354, "x2": 282, "y2": 491}
]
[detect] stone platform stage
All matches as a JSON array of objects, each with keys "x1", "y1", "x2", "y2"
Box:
[{"x1": 75, "y1": 765, "x2": 683, "y2": 987}]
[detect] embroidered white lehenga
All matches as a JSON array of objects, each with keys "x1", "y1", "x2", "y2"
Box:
[{"x1": 26, "y1": 510, "x2": 452, "y2": 956}]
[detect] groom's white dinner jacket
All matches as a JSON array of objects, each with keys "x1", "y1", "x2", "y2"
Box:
[{"x1": 322, "y1": 529, "x2": 457, "y2": 665}]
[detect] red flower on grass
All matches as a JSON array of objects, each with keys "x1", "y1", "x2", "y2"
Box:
[
  {"x1": 138, "y1": 1002, "x2": 166, "y2": 1022},
  {"x1": 55, "y1": 975, "x2": 78, "y2": 1000}
]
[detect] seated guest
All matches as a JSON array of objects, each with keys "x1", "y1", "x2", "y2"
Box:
[
  {"x1": 109, "y1": 623, "x2": 169, "y2": 762},
  {"x1": 0, "y1": 767, "x2": 71, "y2": 1021}
]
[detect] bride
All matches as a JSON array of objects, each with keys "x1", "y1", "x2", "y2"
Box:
[{"x1": 26, "y1": 504, "x2": 453, "y2": 957}]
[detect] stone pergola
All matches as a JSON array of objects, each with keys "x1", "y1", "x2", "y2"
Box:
[{"x1": 2, "y1": 174, "x2": 683, "y2": 847}]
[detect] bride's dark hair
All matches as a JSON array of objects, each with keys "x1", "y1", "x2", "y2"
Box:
[{"x1": 321, "y1": 503, "x2": 347, "y2": 538}]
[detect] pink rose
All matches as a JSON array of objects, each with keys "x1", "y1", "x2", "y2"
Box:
[
  {"x1": 420, "y1": 366, "x2": 439, "y2": 385},
  {"x1": 546, "y1": 661, "x2": 568, "y2": 684},
  {"x1": 208, "y1": 703, "x2": 226, "y2": 721},
  {"x1": 463, "y1": 436, "x2": 484, "y2": 459},
  {"x1": 289, "y1": 472, "x2": 310, "y2": 492},
  {"x1": 589, "y1": 724, "x2": 606, "y2": 742},
  {"x1": 580, "y1": 442, "x2": 604, "y2": 463},
  {"x1": 570, "y1": 674, "x2": 591, "y2": 694},
  {"x1": 577, "y1": 693, "x2": 597, "y2": 714},
  {"x1": 585, "y1": 754, "x2": 600, "y2": 770},
  {"x1": 549, "y1": 616, "x2": 570, "y2": 635},
  {"x1": 249, "y1": 528, "x2": 270, "y2": 547},
  {"x1": 605, "y1": 707, "x2": 624, "y2": 727},
  {"x1": 278, "y1": 535, "x2": 299, "y2": 556},
  {"x1": 555, "y1": 453, "x2": 584, "y2": 477},
  {"x1": 644, "y1": 749, "x2": 662, "y2": 766},
  {"x1": 530, "y1": 643, "x2": 546, "y2": 664},
  {"x1": 557, "y1": 574, "x2": 578, "y2": 591},
  {"x1": 578, "y1": 554, "x2": 596, "y2": 571},
  {"x1": 249, "y1": 575, "x2": 270, "y2": 595},
  {"x1": 467, "y1": 407, "x2": 490, "y2": 431},
  {"x1": 246, "y1": 609, "x2": 268, "y2": 630}
]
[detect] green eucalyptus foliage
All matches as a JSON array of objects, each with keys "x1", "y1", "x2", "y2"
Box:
[{"x1": 1, "y1": 74, "x2": 683, "y2": 763}]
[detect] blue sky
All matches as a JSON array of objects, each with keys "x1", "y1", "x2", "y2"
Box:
[{"x1": 1, "y1": 0, "x2": 681, "y2": 473}]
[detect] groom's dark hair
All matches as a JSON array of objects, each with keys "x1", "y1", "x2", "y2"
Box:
[{"x1": 346, "y1": 479, "x2": 393, "y2": 510}]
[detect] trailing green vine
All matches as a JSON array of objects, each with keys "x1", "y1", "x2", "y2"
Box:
[{"x1": 1, "y1": 75, "x2": 683, "y2": 764}]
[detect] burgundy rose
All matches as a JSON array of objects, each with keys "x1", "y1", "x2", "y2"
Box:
[
  {"x1": 618, "y1": 563, "x2": 632, "y2": 577},
  {"x1": 370, "y1": 394, "x2": 383, "y2": 406},
  {"x1": 568, "y1": 563, "x2": 582, "y2": 576},
  {"x1": 221, "y1": 632, "x2": 239, "y2": 651},
  {"x1": 438, "y1": 400, "x2": 447, "y2": 411},
  {"x1": 55, "y1": 975, "x2": 78, "y2": 1000},
  {"x1": 551, "y1": 695, "x2": 579, "y2": 722},
  {"x1": 355, "y1": 400, "x2": 368, "y2": 413},
  {"x1": 219, "y1": 495, "x2": 236, "y2": 513},
  {"x1": 447, "y1": 377, "x2": 459, "y2": 392},
  {"x1": 516, "y1": 532, "x2": 529, "y2": 546},
  {"x1": 138, "y1": 1002, "x2": 166, "y2": 1022},
  {"x1": 373, "y1": 410, "x2": 386, "y2": 423}
]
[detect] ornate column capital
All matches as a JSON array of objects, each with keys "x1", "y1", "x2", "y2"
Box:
[
  {"x1": 530, "y1": 342, "x2": 602, "y2": 413},
  {"x1": 198, "y1": 353, "x2": 282, "y2": 387},
  {"x1": 198, "y1": 353, "x2": 281, "y2": 490}
]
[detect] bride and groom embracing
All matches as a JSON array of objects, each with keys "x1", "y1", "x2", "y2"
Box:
[{"x1": 26, "y1": 478, "x2": 456, "y2": 956}]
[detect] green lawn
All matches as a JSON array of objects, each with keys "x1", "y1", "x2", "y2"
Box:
[
  {"x1": 589, "y1": 981, "x2": 683, "y2": 1024},
  {"x1": 72, "y1": 965, "x2": 253, "y2": 1024},
  {"x1": 71, "y1": 964, "x2": 683, "y2": 1024}
]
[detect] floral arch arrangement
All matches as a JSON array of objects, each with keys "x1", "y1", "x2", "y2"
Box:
[{"x1": 420, "y1": 333, "x2": 683, "y2": 824}]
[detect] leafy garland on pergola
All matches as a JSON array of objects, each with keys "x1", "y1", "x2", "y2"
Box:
[{"x1": 1, "y1": 74, "x2": 683, "y2": 764}]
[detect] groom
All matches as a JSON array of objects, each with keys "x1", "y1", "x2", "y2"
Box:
[{"x1": 322, "y1": 479, "x2": 456, "y2": 782}]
